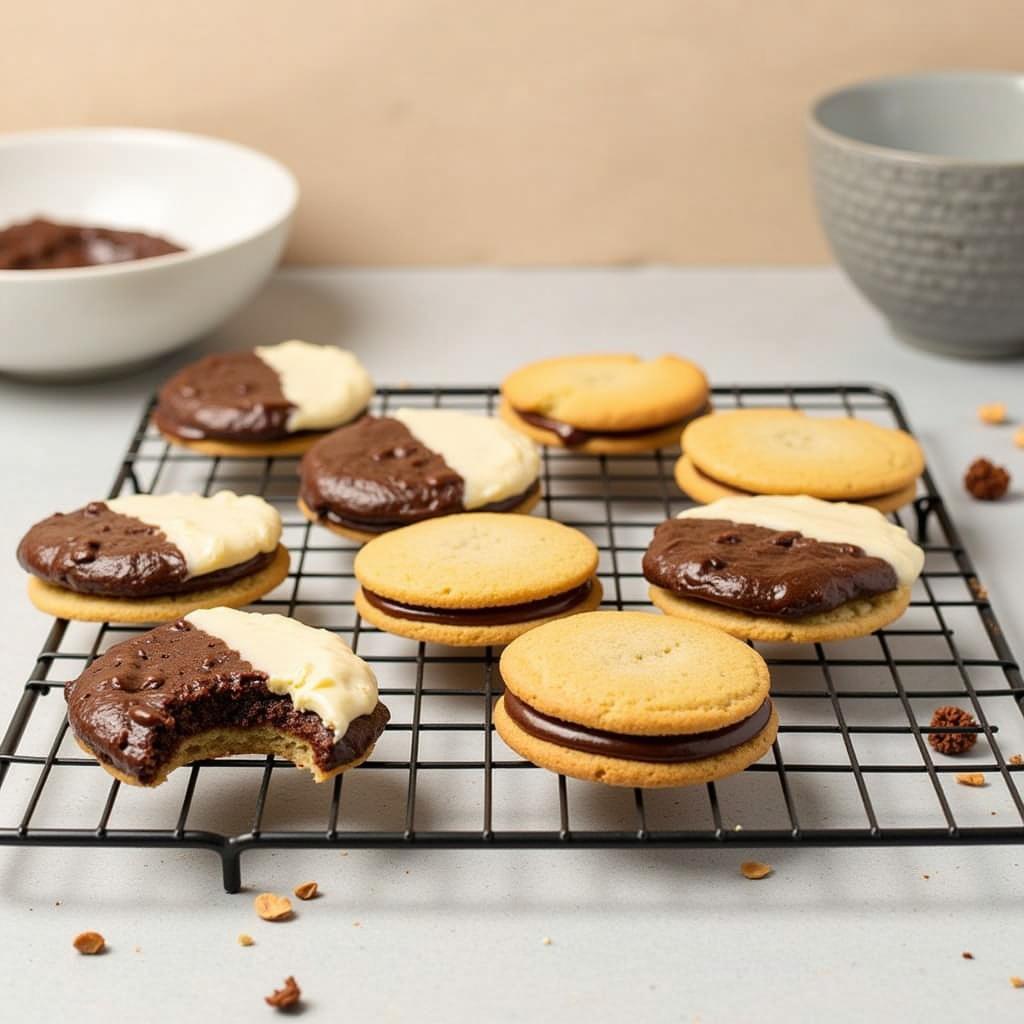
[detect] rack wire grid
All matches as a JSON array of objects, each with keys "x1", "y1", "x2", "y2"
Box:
[{"x1": 1, "y1": 384, "x2": 1022, "y2": 892}]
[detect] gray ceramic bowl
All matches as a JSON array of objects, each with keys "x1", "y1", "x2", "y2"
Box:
[{"x1": 808, "y1": 71, "x2": 1024, "y2": 358}]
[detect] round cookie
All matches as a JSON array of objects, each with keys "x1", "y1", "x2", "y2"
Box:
[
  {"x1": 500, "y1": 353, "x2": 709, "y2": 452},
  {"x1": 649, "y1": 583, "x2": 912, "y2": 644},
  {"x1": 673, "y1": 453, "x2": 919, "y2": 513},
  {"x1": 26, "y1": 543, "x2": 290, "y2": 624},
  {"x1": 680, "y1": 409, "x2": 924, "y2": 502},
  {"x1": 353, "y1": 513, "x2": 602, "y2": 646},
  {"x1": 495, "y1": 611, "x2": 778, "y2": 787}
]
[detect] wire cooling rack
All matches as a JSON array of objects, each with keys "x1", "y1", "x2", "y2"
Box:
[{"x1": 1, "y1": 385, "x2": 1022, "y2": 892}]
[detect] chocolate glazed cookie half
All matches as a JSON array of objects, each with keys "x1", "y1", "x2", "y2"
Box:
[
  {"x1": 298, "y1": 414, "x2": 541, "y2": 542},
  {"x1": 66, "y1": 614, "x2": 390, "y2": 786}
]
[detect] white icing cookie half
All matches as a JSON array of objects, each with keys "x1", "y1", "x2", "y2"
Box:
[
  {"x1": 185, "y1": 608, "x2": 379, "y2": 738},
  {"x1": 394, "y1": 408, "x2": 541, "y2": 508},
  {"x1": 107, "y1": 491, "x2": 281, "y2": 577},
  {"x1": 676, "y1": 494, "x2": 924, "y2": 586},
  {"x1": 254, "y1": 339, "x2": 374, "y2": 432}
]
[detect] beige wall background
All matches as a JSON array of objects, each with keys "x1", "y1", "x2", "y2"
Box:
[{"x1": 4, "y1": 1, "x2": 1022, "y2": 265}]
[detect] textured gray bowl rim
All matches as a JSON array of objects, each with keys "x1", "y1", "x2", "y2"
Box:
[
  {"x1": 808, "y1": 70, "x2": 1024, "y2": 169},
  {"x1": 0, "y1": 126, "x2": 300, "y2": 281}
]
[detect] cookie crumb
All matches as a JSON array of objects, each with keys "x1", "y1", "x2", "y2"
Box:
[
  {"x1": 293, "y1": 881, "x2": 319, "y2": 901},
  {"x1": 977, "y1": 402, "x2": 1007, "y2": 425},
  {"x1": 265, "y1": 976, "x2": 301, "y2": 1010},
  {"x1": 928, "y1": 706, "x2": 979, "y2": 755},
  {"x1": 72, "y1": 931, "x2": 105, "y2": 955},
  {"x1": 542, "y1": 937, "x2": 552, "y2": 946},
  {"x1": 254, "y1": 893, "x2": 293, "y2": 922},
  {"x1": 969, "y1": 579, "x2": 989, "y2": 601},
  {"x1": 922, "y1": 874, "x2": 930, "y2": 880},
  {"x1": 1011, "y1": 976, "x2": 1024, "y2": 989},
  {"x1": 733, "y1": 824, "x2": 743, "y2": 832},
  {"x1": 238, "y1": 933, "x2": 254, "y2": 947},
  {"x1": 740, "y1": 860, "x2": 772, "y2": 880},
  {"x1": 964, "y1": 458, "x2": 1010, "y2": 501},
  {"x1": 962, "y1": 951, "x2": 974, "y2": 960},
  {"x1": 1014, "y1": 426, "x2": 1024, "y2": 449},
  {"x1": 955, "y1": 772, "x2": 986, "y2": 787},
  {"x1": 1010, "y1": 754, "x2": 1023, "y2": 766}
]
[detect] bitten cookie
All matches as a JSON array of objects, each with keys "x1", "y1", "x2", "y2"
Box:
[
  {"x1": 154, "y1": 339, "x2": 373, "y2": 456},
  {"x1": 65, "y1": 608, "x2": 390, "y2": 786},
  {"x1": 494, "y1": 611, "x2": 777, "y2": 788},
  {"x1": 299, "y1": 409, "x2": 541, "y2": 542},
  {"x1": 643, "y1": 494, "x2": 924, "y2": 642},
  {"x1": 500, "y1": 353, "x2": 709, "y2": 453},
  {"x1": 676, "y1": 409, "x2": 923, "y2": 509},
  {"x1": 353, "y1": 513, "x2": 602, "y2": 646},
  {"x1": 18, "y1": 491, "x2": 289, "y2": 623}
]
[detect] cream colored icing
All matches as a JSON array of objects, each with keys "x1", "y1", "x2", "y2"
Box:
[
  {"x1": 254, "y1": 339, "x2": 374, "y2": 433},
  {"x1": 185, "y1": 608, "x2": 379, "y2": 738},
  {"x1": 394, "y1": 407, "x2": 540, "y2": 508},
  {"x1": 676, "y1": 494, "x2": 924, "y2": 586},
  {"x1": 106, "y1": 491, "x2": 280, "y2": 578}
]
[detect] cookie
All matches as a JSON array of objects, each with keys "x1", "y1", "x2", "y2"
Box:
[
  {"x1": 65, "y1": 607, "x2": 390, "y2": 786},
  {"x1": 499, "y1": 354, "x2": 709, "y2": 452},
  {"x1": 494, "y1": 611, "x2": 777, "y2": 787},
  {"x1": 154, "y1": 340, "x2": 373, "y2": 455},
  {"x1": 678, "y1": 409, "x2": 924, "y2": 506},
  {"x1": 353, "y1": 512, "x2": 602, "y2": 646},
  {"x1": 298, "y1": 409, "x2": 541, "y2": 540},
  {"x1": 18, "y1": 492, "x2": 289, "y2": 623},
  {"x1": 643, "y1": 495, "x2": 924, "y2": 642}
]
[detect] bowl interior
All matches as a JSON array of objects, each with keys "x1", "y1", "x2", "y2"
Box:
[
  {"x1": 0, "y1": 128, "x2": 297, "y2": 254},
  {"x1": 814, "y1": 72, "x2": 1024, "y2": 162}
]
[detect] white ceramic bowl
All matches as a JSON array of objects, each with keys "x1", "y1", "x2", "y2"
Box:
[{"x1": 0, "y1": 128, "x2": 298, "y2": 378}]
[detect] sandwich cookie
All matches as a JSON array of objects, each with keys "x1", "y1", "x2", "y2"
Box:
[
  {"x1": 353, "y1": 513, "x2": 602, "y2": 646},
  {"x1": 500, "y1": 353, "x2": 709, "y2": 453},
  {"x1": 17, "y1": 491, "x2": 289, "y2": 623},
  {"x1": 644, "y1": 495, "x2": 925, "y2": 642},
  {"x1": 494, "y1": 611, "x2": 777, "y2": 788},
  {"x1": 65, "y1": 608, "x2": 390, "y2": 786},
  {"x1": 154, "y1": 339, "x2": 374, "y2": 456},
  {"x1": 298, "y1": 408, "x2": 542, "y2": 542},
  {"x1": 676, "y1": 409, "x2": 924, "y2": 512}
]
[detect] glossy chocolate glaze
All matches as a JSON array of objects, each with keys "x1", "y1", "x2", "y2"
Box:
[
  {"x1": 504, "y1": 690, "x2": 773, "y2": 763},
  {"x1": 65, "y1": 619, "x2": 390, "y2": 784},
  {"x1": 17, "y1": 501, "x2": 275, "y2": 598},
  {"x1": 154, "y1": 351, "x2": 297, "y2": 442},
  {"x1": 643, "y1": 518, "x2": 898, "y2": 618},
  {"x1": 0, "y1": 218, "x2": 183, "y2": 270},
  {"x1": 361, "y1": 580, "x2": 594, "y2": 625},
  {"x1": 514, "y1": 403, "x2": 711, "y2": 447}
]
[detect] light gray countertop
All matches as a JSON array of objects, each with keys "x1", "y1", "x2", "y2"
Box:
[{"x1": 1, "y1": 267, "x2": 1022, "y2": 1022}]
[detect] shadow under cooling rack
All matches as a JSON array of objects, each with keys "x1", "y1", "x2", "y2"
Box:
[{"x1": 1, "y1": 384, "x2": 1022, "y2": 892}]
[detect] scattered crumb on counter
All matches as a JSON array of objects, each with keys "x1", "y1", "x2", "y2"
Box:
[
  {"x1": 962, "y1": 951, "x2": 974, "y2": 960},
  {"x1": 265, "y1": 976, "x2": 301, "y2": 1010},
  {"x1": 293, "y1": 881, "x2": 319, "y2": 901},
  {"x1": 964, "y1": 458, "x2": 1011, "y2": 501},
  {"x1": 977, "y1": 402, "x2": 1007, "y2": 425},
  {"x1": 928, "y1": 705, "x2": 979, "y2": 755},
  {"x1": 956, "y1": 773, "x2": 986, "y2": 788},
  {"x1": 72, "y1": 931, "x2": 105, "y2": 955},
  {"x1": 238, "y1": 934, "x2": 254, "y2": 947},
  {"x1": 254, "y1": 893, "x2": 293, "y2": 922},
  {"x1": 740, "y1": 861, "x2": 772, "y2": 880}
]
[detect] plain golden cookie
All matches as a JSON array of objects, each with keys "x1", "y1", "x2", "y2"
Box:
[
  {"x1": 354, "y1": 577, "x2": 603, "y2": 647},
  {"x1": 501, "y1": 354, "x2": 709, "y2": 433},
  {"x1": 498, "y1": 399, "x2": 686, "y2": 455},
  {"x1": 76, "y1": 726, "x2": 373, "y2": 787},
  {"x1": 673, "y1": 453, "x2": 919, "y2": 513},
  {"x1": 499, "y1": 611, "x2": 770, "y2": 734},
  {"x1": 26, "y1": 544, "x2": 290, "y2": 624},
  {"x1": 681, "y1": 409, "x2": 924, "y2": 500},
  {"x1": 158, "y1": 430, "x2": 327, "y2": 458},
  {"x1": 494, "y1": 696, "x2": 778, "y2": 788},
  {"x1": 649, "y1": 583, "x2": 913, "y2": 643},
  {"x1": 353, "y1": 513, "x2": 598, "y2": 608},
  {"x1": 297, "y1": 491, "x2": 543, "y2": 546}
]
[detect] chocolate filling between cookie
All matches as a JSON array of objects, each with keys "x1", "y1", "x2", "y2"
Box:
[
  {"x1": 65, "y1": 619, "x2": 390, "y2": 785},
  {"x1": 17, "y1": 502, "x2": 278, "y2": 599},
  {"x1": 514, "y1": 403, "x2": 711, "y2": 447},
  {"x1": 300, "y1": 415, "x2": 540, "y2": 530},
  {"x1": 504, "y1": 690, "x2": 773, "y2": 763},
  {"x1": 361, "y1": 580, "x2": 594, "y2": 625},
  {"x1": 643, "y1": 518, "x2": 899, "y2": 618}
]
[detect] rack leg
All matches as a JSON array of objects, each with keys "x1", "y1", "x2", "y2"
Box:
[
  {"x1": 913, "y1": 497, "x2": 933, "y2": 543},
  {"x1": 221, "y1": 850, "x2": 243, "y2": 894}
]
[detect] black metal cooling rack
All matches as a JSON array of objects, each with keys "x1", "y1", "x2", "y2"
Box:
[{"x1": 1, "y1": 384, "x2": 1022, "y2": 893}]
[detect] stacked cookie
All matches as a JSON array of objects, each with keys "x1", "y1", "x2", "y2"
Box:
[{"x1": 15, "y1": 343, "x2": 930, "y2": 794}]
